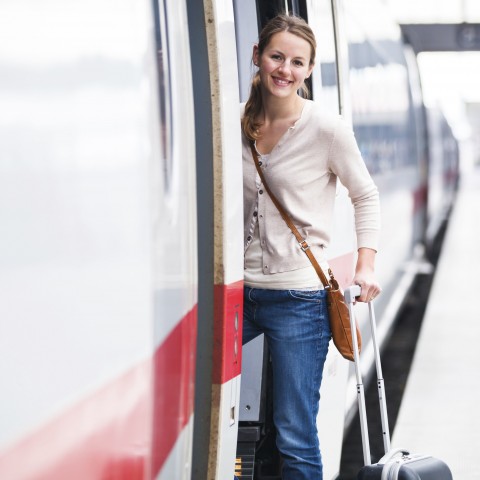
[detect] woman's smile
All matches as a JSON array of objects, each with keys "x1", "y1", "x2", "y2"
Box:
[{"x1": 272, "y1": 76, "x2": 293, "y2": 87}]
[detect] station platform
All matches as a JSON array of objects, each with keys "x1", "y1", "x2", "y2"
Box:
[{"x1": 391, "y1": 165, "x2": 480, "y2": 479}]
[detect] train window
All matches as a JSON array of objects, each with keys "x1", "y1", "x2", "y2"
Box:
[
  {"x1": 257, "y1": 0, "x2": 307, "y2": 25},
  {"x1": 307, "y1": 0, "x2": 341, "y2": 114},
  {"x1": 151, "y1": 0, "x2": 173, "y2": 192},
  {"x1": 233, "y1": 0, "x2": 259, "y2": 102},
  {"x1": 257, "y1": 0, "x2": 287, "y2": 25},
  {"x1": 344, "y1": 2, "x2": 412, "y2": 173}
]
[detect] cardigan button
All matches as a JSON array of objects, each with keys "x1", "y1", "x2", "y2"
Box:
[{"x1": 259, "y1": 189, "x2": 263, "y2": 194}]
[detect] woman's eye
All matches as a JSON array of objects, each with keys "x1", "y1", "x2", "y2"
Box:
[{"x1": 294, "y1": 60, "x2": 304, "y2": 67}]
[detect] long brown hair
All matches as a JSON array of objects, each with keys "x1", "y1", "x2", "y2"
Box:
[{"x1": 241, "y1": 14, "x2": 316, "y2": 141}]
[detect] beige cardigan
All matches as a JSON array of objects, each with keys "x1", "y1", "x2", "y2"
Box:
[{"x1": 242, "y1": 100, "x2": 380, "y2": 275}]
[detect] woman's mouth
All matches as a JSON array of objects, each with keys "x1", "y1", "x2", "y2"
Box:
[{"x1": 272, "y1": 76, "x2": 292, "y2": 87}]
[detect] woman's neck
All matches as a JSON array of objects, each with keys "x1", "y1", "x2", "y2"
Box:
[{"x1": 260, "y1": 94, "x2": 305, "y2": 126}]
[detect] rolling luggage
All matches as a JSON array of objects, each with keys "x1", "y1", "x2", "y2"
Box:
[{"x1": 344, "y1": 286, "x2": 453, "y2": 480}]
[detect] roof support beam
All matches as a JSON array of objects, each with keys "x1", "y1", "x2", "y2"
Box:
[{"x1": 400, "y1": 23, "x2": 480, "y2": 54}]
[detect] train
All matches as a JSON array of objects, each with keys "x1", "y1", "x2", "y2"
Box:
[{"x1": 0, "y1": 0, "x2": 459, "y2": 479}]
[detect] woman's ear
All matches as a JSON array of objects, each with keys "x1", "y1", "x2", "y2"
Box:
[
  {"x1": 306, "y1": 62, "x2": 315, "y2": 79},
  {"x1": 252, "y1": 44, "x2": 260, "y2": 67}
]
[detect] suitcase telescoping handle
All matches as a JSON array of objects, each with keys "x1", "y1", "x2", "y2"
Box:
[{"x1": 344, "y1": 286, "x2": 391, "y2": 466}]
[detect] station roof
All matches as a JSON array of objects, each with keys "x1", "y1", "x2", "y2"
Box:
[
  {"x1": 400, "y1": 23, "x2": 480, "y2": 53},
  {"x1": 384, "y1": 0, "x2": 480, "y2": 52}
]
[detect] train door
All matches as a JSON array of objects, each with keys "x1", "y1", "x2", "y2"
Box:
[
  {"x1": 233, "y1": 1, "x2": 354, "y2": 479},
  {"x1": 152, "y1": 2, "x2": 198, "y2": 479},
  {"x1": 188, "y1": 1, "x2": 244, "y2": 480}
]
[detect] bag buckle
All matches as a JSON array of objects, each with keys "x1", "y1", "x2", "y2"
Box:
[{"x1": 299, "y1": 240, "x2": 310, "y2": 252}]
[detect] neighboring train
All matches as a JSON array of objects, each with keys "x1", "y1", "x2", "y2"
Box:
[{"x1": 0, "y1": 1, "x2": 458, "y2": 480}]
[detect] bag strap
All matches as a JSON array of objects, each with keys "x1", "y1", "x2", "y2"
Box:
[{"x1": 249, "y1": 142, "x2": 330, "y2": 289}]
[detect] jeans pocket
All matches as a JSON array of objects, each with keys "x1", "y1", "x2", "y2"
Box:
[{"x1": 287, "y1": 289, "x2": 326, "y2": 302}]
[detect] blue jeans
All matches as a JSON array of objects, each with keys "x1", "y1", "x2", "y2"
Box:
[{"x1": 243, "y1": 287, "x2": 331, "y2": 480}]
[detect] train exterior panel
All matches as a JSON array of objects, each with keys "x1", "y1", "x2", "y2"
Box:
[
  {"x1": 425, "y1": 107, "x2": 460, "y2": 249},
  {"x1": 0, "y1": 0, "x2": 198, "y2": 478},
  {"x1": 340, "y1": 0, "x2": 430, "y2": 418}
]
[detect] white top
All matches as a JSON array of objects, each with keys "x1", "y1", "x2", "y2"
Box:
[
  {"x1": 242, "y1": 99, "x2": 380, "y2": 287},
  {"x1": 244, "y1": 148, "x2": 325, "y2": 289}
]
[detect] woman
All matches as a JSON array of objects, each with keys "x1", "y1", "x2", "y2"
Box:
[{"x1": 241, "y1": 14, "x2": 381, "y2": 479}]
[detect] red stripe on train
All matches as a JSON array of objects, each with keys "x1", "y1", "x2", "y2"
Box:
[
  {"x1": 0, "y1": 362, "x2": 153, "y2": 480},
  {"x1": 413, "y1": 181, "x2": 428, "y2": 214},
  {"x1": 0, "y1": 306, "x2": 197, "y2": 480},
  {"x1": 212, "y1": 280, "x2": 244, "y2": 385},
  {"x1": 152, "y1": 305, "x2": 197, "y2": 475}
]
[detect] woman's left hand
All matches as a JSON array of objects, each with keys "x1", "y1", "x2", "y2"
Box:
[{"x1": 351, "y1": 248, "x2": 381, "y2": 303}]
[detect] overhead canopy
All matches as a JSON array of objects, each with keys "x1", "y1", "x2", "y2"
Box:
[{"x1": 401, "y1": 23, "x2": 480, "y2": 53}]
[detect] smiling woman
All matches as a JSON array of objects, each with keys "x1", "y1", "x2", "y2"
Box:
[{"x1": 240, "y1": 13, "x2": 381, "y2": 480}]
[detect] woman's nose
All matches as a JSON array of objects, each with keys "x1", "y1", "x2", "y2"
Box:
[{"x1": 278, "y1": 61, "x2": 291, "y2": 74}]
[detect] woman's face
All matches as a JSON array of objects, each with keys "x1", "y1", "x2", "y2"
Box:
[{"x1": 254, "y1": 31, "x2": 314, "y2": 100}]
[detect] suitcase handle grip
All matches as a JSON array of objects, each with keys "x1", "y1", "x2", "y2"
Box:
[{"x1": 344, "y1": 285, "x2": 361, "y2": 304}]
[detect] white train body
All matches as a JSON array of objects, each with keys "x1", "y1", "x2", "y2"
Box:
[{"x1": 0, "y1": 0, "x2": 458, "y2": 479}]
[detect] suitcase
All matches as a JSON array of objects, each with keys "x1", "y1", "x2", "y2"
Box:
[{"x1": 344, "y1": 286, "x2": 453, "y2": 480}]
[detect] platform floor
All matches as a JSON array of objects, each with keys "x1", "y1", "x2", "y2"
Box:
[{"x1": 391, "y1": 165, "x2": 480, "y2": 479}]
